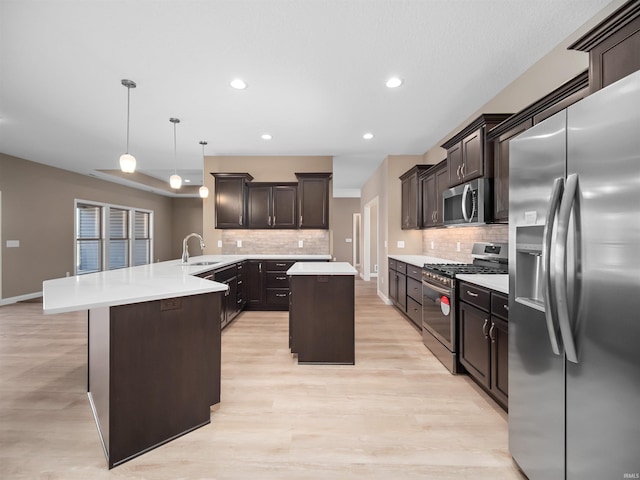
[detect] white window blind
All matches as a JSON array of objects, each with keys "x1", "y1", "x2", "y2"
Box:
[
  {"x1": 108, "y1": 207, "x2": 129, "y2": 270},
  {"x1": 76, "y1": 204, "x2": 102, "y2": 274},
  {"x1": 133, "y1": 211, "x2": 150, "y2": 266}
]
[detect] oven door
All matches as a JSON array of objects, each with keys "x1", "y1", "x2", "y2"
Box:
[{"x1": 421, "y1": 280, "x2": 455, "y2": 351}]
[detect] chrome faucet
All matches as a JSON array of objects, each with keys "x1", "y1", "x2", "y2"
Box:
[{"x1": 181, "y1": 233, "x2": 205, "y2": 264}]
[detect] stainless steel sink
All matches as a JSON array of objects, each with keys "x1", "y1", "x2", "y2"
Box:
[{"x1": 190, "y1": 261, "x2": 220, "y2": 266}]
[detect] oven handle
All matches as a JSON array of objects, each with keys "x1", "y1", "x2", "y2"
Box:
[{"x1": 422, "y1": 281, "x2": 451, "y2": 297}]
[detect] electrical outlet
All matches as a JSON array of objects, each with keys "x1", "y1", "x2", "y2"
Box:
[
  {"x1": 237, "y1": 240, "x2": 242, "y2": 248},
  {"x1": 374, "y1": 264, "x2": 378, "y2": 272},
  {"x1": 397, "y1": 240, "x2": 405, "y2": 248},
  {"x1": 430, "y1": 241, "x2": 435, "y2": 249},
  {"x1": 457, "y1": 242, "x2": 461, "y2": 252},
  {"x1": 298, "y1": 240, "x2": 304, "y2": 248},
  {"x1": 217, "y1": 240, "x2": 222, "y2": 248}
]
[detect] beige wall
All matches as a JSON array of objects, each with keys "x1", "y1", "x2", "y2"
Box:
[
  {"x1": 360, "y1": 154, "x2": 426, "y2": 298},
  {"x1": 329, "y1": 197, "x2": 360, "y2": 263},
  {"x1": 202, "y1": 155, "x2": 333, "y2": 256},
  {"x1": 0, "y1": 153, "x2": 176, "y2": 299},
  {"x1": 422, "y1": 225, "x2": 508, "y2": 263},
  {"x1": 171, "y1": 198, "x2": 204, "y2": 259},
  {"x1": 220, "y1": 229, "x2": 329, "y2": 255}
]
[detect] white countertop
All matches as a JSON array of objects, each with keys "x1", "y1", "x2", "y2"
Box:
[
  {"x1": 43, "y1": 254, "x2": 332, "y2": 314},
  {"x1": 388, "y1": 254, "x2": 461, "y2": 268},
  {"x1": 287, "y1": 262, "x2": 358, "y2": 276},
  {"x1": 456, "y1": 274, "x2": 509, "y2": 294}
]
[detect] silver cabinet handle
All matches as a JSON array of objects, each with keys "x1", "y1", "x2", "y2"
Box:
[
  {"x1": 489, "y1": 322, "x2": 496, "y2": 343},
  {"x1": 259, "y1": 263, "x2": 262, "y2": 273},
  {"x1": 275, "y1": 263, "x2": 287, "y2": 267},
  {"x1": 555, "y1": 173, "x2": 579, "y2": 364},
  {"x1": 467, "y1": 290, "x2": 478, "y2": 297},
  {"x1": 276, "y1": 276, "x2": 287, "y2": 280},
  {"x1": 461, "y1": 163, "x2": 466, "y2": 178},
  {"x1": 299, "y1": 215, "x2": 303, "y2": 227},
  {"x1": 239, "y1": 215, "x2": 243, "y2": 225},
  {"x1": 456, "y1": 164, "x2": 462, "y2": 180},
  {"x1": 482, "y1": 318, "x2": 489, "y2": 338},
  {"x1": 542, "y1": 177, "x2": 564, "y2": 356},
  {"x1": 503, "y1": 304, "x2": 508, "y2": 311},
  {"x1": 275, "y1": 293, "x2": 287, "y2": 297},
  {"x1": 237, "y1": 280, "x2": 243, "y2": 285}
]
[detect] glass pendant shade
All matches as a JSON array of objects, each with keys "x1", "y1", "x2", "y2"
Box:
[
  {"x1": 119, "y1": 153, "x2": 136, "y2": 173},
  {"x1": 199, "y1": 185, "x2": 209, "y2": 198},
  {"x1": 170, "y1": 174, "x2": 182, "y2": 189}
]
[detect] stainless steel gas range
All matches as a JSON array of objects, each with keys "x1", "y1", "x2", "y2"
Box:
[{"x1": 421, "y1": 242, "x2": 507, "y2": 373}]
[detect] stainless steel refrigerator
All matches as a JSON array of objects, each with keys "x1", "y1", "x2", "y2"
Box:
[{"x1": 508, "y1": 69, "x2": 640, "y2": 480}]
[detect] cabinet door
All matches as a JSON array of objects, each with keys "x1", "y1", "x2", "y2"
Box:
[
  {"x1": 493, "y1": 121, "x2": 531, "y2": 222},
  {"x1": 434, "y1": 165, "x2": 448, "y2": 226},
  {"x1": 447, "y1": 141, "x2": 463, "y2": 187},
  {"x1": 247, "y1": 185, "x2": 272, "y2": 228},
  {"x1": 490, "y1": 316, "x2": 508, "y2": 408},
  {"x1": 422, "y1": 173, "x2": 437, "y2": 227},
  {"x1": 215, "y1": 176, "x2": 247, "y2": 228},
  {"x1": 459, "y1": 301, "x2": 491, "y2": 389},
  {"x1": 298, "y1": 175, "x2": 330, "y2": 229},
  {"x1": 389, "y1": 271, "x2": 398, "y2": 303},
  {"x1": 246, "y1": 260, "x2": 265, "y2": 307},
  {"x1": 401, "y1": 177, "x2": 411, "y2": 228},
  {"x1": 272, "y1": 186, "x2": 297, "y2": 228},
  {"x1": 461, "y1": 128, "x2": 483, "y2": 181},
  {"x1": 397, "y1": 272, "x2": 407, "y2": 311}
]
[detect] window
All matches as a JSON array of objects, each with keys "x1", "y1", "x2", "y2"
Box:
[{"x1": 75, "y1": 201, "x2": 154, "y2": 275}]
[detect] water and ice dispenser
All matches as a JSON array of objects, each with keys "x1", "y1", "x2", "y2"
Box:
[{"x1": 515, "y1": 225, "x2": 547, "y2": 312}]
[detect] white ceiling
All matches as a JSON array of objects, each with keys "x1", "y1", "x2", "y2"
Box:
[{"x1": 0, "y1": 0, "x2": 614, "y2": 197}]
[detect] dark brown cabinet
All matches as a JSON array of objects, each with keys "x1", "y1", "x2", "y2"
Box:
[
  {"x1": 487, "y1": 71, "x2": 589, "y2": 223},
  {"x1": 213, "y1": 263, "x2": 241, "y2": 329},
  {"x1": 441, "y1": 114, "x2": 511, "y2": 188},
  {"x1": 388, "y1": 258, "x2": 407, "y2": 311},
  {"x1": 399, "y1": 165, "x2": 431, "y2": 229},
  {"x1": 247, "y1": 183, "x2": 297, "y2": 229},
  {"x1": 212, "y1": 173, "x2": 253, "y2": 229},
  {"x1": 246, "y1": 260, "x2": 266, "y2": 308},
  {"x1": 569, "y1": 1, "x2": 640, "y2": 93},
  {"x1": 421, "y1": 160, "x2": 448, "y2": 227},
  {"x1": 458, "y1": 281, "x2": 508, "y2": 410},
  {"x1": 296, "y1": 173, "x2": 331, "y2": 229}
]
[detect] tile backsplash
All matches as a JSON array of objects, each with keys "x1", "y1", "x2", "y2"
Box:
[
  {"x1": 221, "y1": 229, "x2": 330, "y2": 255},
  {"x1": 422, "y1": 224, "x2": 508, "y2": 262}
]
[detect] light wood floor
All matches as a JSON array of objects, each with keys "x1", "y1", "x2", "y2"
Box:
[{"x1": 0, "y1": 279, "x2": 525, "y2": 479}]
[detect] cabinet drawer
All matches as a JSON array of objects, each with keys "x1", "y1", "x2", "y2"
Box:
[
  {"x1": 406, "y1": 296, "x2": 422, "y2": 328},
  {"x1": 266, "y1": 288, "x2": 290, "y2": 306},
  {"x1": 214, "y1": 264, "x2": 238, "y2": 283},
  {"x1": 266, "y1": 260, "x2": 295, "y2": 272},
  {"x1": 459, "y1": 282, "x2": 490, "y2": 311},
  {"x1": 395, "y1": 261, "x2": 407, "y2": 274},
  {"x1": 406, "y1": 277, "x2": 422, "y2": 303},
  {"x1": 267, "y1": 272, "x2": 289, "y2": 288},
  {"x1": 389, "y1": 258, "x2": 397, "y2": 271},
  {"x1": 406, "y1": 264, "x2": 422, "y2": 281},
  {"x1": 491, "y1": 292, "x2": 509, "y2": 320}
]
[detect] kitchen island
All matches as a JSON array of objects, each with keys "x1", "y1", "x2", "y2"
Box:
[
  {"x1": 287, "y1": 262, "x2": 358, "y2": 364},
  {"x1": 43, "y1": 260, "x2": 229, "y2": 469}
]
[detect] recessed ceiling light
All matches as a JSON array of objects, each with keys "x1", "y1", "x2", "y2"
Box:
[
  {"x1": 261, "y1": 134, "x2": 272, "y2": 140},
  {"x1": 386, "y1": 77, "x2": 403, "y2": 88},
  {"x1": 230, "y1": 79, "x2": 247, "y2": 90},
  {"x1": 363, "y1": 132, "x2": 374, "y2": 140}
]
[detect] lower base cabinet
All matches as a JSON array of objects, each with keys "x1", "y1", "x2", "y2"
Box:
[
  {"x1": 289, "y1": 274, "x2": 355, "y2": 364},
  {"x1": 459, "y1": 282, "x2": 508, "y2": 410},
  {"x1": 388, "y1": 258, "x2": 422, "y2": 330}
]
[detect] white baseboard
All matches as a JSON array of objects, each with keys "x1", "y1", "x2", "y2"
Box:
[
  {"x1": 0, "y1": 291, "x2": 43, "y2": 306},
  {"x1": 378, "y1": 291, "x2": 392, "y2": 305},
  {"x1": 370, "y1": 273, "x2": 378, "y2": 278}
]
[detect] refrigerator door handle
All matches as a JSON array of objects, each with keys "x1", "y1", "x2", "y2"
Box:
[
  {"x1": 555, "y1": 173, "x2": 579, "y2": 364},
  {"x1": 461, "y1": 183, "x2": 471, "y2": 222},
  {"x1": 542, "y1": 177, "x2": 564, "y2": 355}
]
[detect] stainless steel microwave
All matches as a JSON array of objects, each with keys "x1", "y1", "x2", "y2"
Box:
[{"x1": 442, "y1": 178, "x2": 491, "y2": 226}]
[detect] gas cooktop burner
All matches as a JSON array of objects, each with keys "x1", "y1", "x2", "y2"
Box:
[{"x1": 423, "y1": 263, "x2": 507, "y2": 278}]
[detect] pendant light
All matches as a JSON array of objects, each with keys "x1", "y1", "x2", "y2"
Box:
[
  {"x1": 169, "y1": 118, "x2": 182, "y2": 189},
  {"x1": 198, "y1": 141, "x2": 209, "y2": 198},
  {"x1": 119, "y1": 79, "x2": 137, "y2": 173}
]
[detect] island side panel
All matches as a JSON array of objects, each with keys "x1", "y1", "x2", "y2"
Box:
[
  {"x1": 107, "y1": 292, "x2": 221, "y2": 468},
  {"x1": 88, "y1": 307, "x2": 111, "y2": 457},
  {"x1": 290, "y1": 275, "x2": 355, "y2": 364}
]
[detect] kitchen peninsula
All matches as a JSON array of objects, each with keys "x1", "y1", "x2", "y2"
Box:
[{"x1": 42, "y1": 254, "x2": 330, "y2": 468}]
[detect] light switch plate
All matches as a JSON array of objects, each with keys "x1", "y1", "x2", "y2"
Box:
[
  {"x1": 298, "y1": 240, "x2": 304, "y2": 248},
  {"x1": 6, "y1": 240, "x2": 19, "y2": 248},
  {"x1": 397, "y1": 240, "x2": 405, "y2": 248},
  {"x1": 237, "y1": 240, "x2": 242, "y2": 248},
  {"x1": 345, "y1": 238, "x2": 352, "y2": 243}
]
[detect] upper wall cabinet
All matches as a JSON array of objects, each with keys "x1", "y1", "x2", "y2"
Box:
[
  {"x1": 441, "y1": 114, "x2": 512, "y2": 188},
  {"x1": 487, "y1": 71, "x2": 589, "y2": 223},
  {"x1": 212, "y1": 173, "x2": 254, "y2": 229},
  {"x1": 296, "y1": 173, "x2": 332, "y2": 229},
  {"x1": 569, "y1": 0, "x2": 640, "y2": 93},
  {"x1": 399, "y1": 165, "x2": 432, "y2": 229},
  {"x1": 247, "y1": 183, "x2": 298, "y2": 229},
  {"x1": 420, "y1": 159, "x2": 448, "y2": 228}
]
